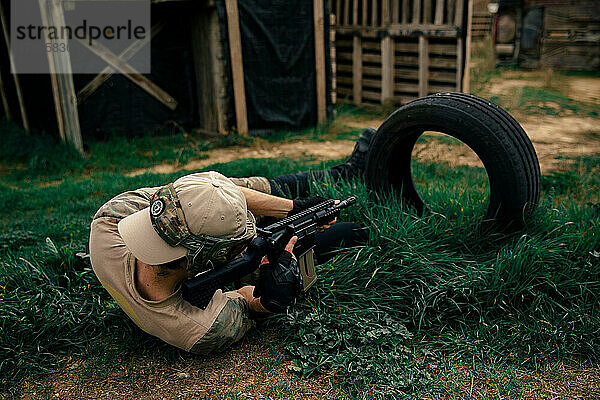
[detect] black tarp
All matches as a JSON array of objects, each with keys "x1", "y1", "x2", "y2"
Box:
[{"x1": 216, "y1": 0, "x2": 332, "y2": 135}]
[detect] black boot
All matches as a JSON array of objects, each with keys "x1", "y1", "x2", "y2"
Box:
[{"x1": 331, "y1": 127, "x2": 376, "y2": 180}]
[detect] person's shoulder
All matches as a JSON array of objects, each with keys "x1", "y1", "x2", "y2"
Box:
[{"x1": 93, "y1": 187, "x2": 158, "y2": 221}]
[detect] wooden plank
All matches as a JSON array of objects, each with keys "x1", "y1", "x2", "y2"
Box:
[
  {"x1": 394, "y1": 82, "x2": 419, "y2": 92},
  {"x1": 353, "y1": 0, "x2": 358, "y2": 25},
  {"x1": 0, "y1": 70, "x2": 11, "y2": 120},
  {"x1": 0, "y1": 2, "x2": 29, "y2": 131},
  {"x1": 392, "y1": 0, "x2": 400, "y2": 24},
  {"x1": 38, "y1": 0, "x2": 82, "y2": 153},
  {"x1": 402, "y1": 0, "x2": 409, "y2": 24},
  {"x1": 454, "y1": 0, "x2": 464, "y2": 27},
  {"x1": 456, "y1": 37, "x2": 463, "y2": 91},
  {"x1": 352, "y1": 36, "x2": 362, "y2": 104},
  {"x1": 412, "y1": 0, "x2": 421, "y2": 24},
  {"x1": 78, "y1": 22, "x2": 165, "y2": 105},
  {"x1": 225, "y1": 0, "x2": 248, "y2": 134},
  {"x1": 362, "y1": 0, "x2": 368, "y2": 25},
  {"x1": 361, "y1": 90, "x2": 382, "y2": 101},
  {"x1": 430, "y1": 43, "x2": 458, "y2": 55},
  {"x1": 362, "y1": 53, "x2": 382, "y2": 63},
  {"x1": 462, "y1": 0, "x2": 472, "y2": 93},
  {"x1": 447, "y1": 0, "x2": 456, "y2": 26},
  {"x1": 395, "y1": 41, "x2": 419, "y2": 52},
  {"x1": 418, "y1": 36, "x2": 429, "y2": 97},
  {"x1": 381, "y1": 36, "x2": 394, "y2": 103},
  {"x1": 371, "y1": 0, "x2": 378, "y2": 26},
  {"x1": 382, "y1": 0, "x2": 390, "y2": 25},
  {"x1": 336, "y1": 0, "x2": 341, "y2": 25},
  {"x1": 423, "y1": 0, "x2": 432, "y2": 23},
  {"x1": 314, "y1": 0, "x2": 327, "y2": 123},
  {"x1": 434, "y1": 0, "x2": 444, "y2": 24},
  {"x1": 344, "y1": 0, "x2": 350, "y2": 25},
  {"x1": 360, "y1": 40, "x2": 382, "y2": 51}
]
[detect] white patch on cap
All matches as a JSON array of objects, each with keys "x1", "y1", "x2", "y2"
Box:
[{"x1": 150, "y1": 199, "x2": 165, "y2": 217}]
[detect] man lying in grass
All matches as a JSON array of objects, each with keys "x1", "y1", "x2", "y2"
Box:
[{"x1": 88, "y1": 129, "x2": 373, "y2": 354}]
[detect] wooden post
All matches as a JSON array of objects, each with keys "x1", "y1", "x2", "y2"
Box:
[
  {"x1": 38, "y1": 0, "x2": 83, "y2": 153},
  {"x1": 462, "y1": 0, "x2": 473, "y2": 93},
  {"x1": 336, "y1": 0, "x2": 341, "y2": 26},
  {"x1": 225, "y1": 0, "x2": 248, "y2": 134},
  {"x1": 352, "y1": 36, "x2": 362, "y2": 104},
  {"x1": 418, "y1": 36, "x2": 429, "y2": 97},
  {"x1": 344, "y1": 0, "x2": 350, "y2": 26},
  {"x1": 314, "y1": 0, "x2": 327, "y2": 123},
  {"x1": 434, "y1": 0, "x2": 444, "y2": 24},
  {"x1": 352, "y1": 0, "x2": 358, "y2": 25},
  {"x1": 381, "y1": 36, "x2": 394, "y2": 103},
  {"x1": 447, "y1": 0, "x2": 456, "y2": 26},
  {"x1": 412, "y1": 0, "x2": 421, "y2": 24},
  {"x1": 362, "y1": 0, "x2": 368, "y2": 25},
  {"x1": 0, "y1": 2, "x2": 30, "y2": 131},
  {"x1": 456, "y1": 37, "x2": 463, "y2": 91},
  {"x1": 0, "y1": 70, "x2": 11, "y2": 120}
]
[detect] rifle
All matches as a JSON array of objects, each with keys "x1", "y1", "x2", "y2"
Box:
[{"x1": 182, "y1": 196, "x2": 357, "y2": 309}]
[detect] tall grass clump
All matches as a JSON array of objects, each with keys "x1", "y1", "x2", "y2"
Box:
[{"x1": 279, "y1": 160, "x2": 600, "y2": 398}]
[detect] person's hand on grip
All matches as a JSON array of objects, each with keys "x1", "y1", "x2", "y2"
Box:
[{"x1": 253, "y1": 236, "x2": 302, "y2": 313}]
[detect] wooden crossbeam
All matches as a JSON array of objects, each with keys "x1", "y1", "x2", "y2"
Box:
[
  {"x1": 77, "y1": 37, "x2": 177, "y2": 110},
  {"x1": 0, "y1": 2, "x2": 30, "y2": 131},
  {"x1": 225, "y1": 0, "x2": 248, "y2": 134},
  {"x1": 77, "y1": 22, "x2": 166, "y2": 104}
]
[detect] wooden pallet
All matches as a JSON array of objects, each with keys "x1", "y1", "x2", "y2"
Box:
[
  {"x1": 331, "y1": 0, "x2": 471, "y2": 106},
  {"x1": 471, "y1": 12, "x2": 492, "y2": 39}
]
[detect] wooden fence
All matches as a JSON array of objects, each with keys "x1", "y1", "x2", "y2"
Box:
[{"x1": 330, "y1": 0, "x2": 472, "y2": 106}]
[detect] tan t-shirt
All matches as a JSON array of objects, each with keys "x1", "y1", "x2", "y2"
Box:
[{"x1": 89, "y1": 187, "x2": 253, "y2": 353}]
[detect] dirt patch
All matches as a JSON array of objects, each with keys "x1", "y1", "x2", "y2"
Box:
[
  {"x1": 126, "y1": 140, "x2": 357, "y2": 177},
  {"x1": 17, "y1": 330, "x2": 349, "y2": 400},
  {"x1": 567, "y1": 77, "x2": 600, "y2": 104},
  {"x1": 488, "y1": 79, "x2": 544, "y2": 95}
]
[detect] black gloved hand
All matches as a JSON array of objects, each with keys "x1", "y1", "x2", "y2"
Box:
[
  {"x1": 253, "y1": 252, "x2": 302, "y2": 313},
  {"x1": 289, "y1": 196, "x2": 328, "y2": 217}
]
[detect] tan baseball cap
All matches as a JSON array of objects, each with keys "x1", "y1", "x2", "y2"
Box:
[{"x1": 118, "y1": 171, "x2": 254, "y2": 265}]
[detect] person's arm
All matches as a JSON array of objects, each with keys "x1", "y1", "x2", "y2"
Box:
[{"x1": 240, "y1": 187, "x2": 293, "y2": 218}]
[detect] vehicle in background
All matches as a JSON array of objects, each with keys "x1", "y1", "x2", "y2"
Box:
[{"x1": 489, "y1": 0, "x2": 599, "y2": 71}]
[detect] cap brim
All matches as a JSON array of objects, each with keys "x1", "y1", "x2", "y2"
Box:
[{"x1": 118, "y1": 207, "x2": 187, "y2": 265}]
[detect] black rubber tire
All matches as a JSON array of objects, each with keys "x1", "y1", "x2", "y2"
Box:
[{"x1": 364, "y1": 92, "x2": 541, "y2": 226}]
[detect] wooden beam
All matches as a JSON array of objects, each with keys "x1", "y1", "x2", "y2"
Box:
[
  {"x1": 336, "y1": 0, "x2": 341, "y2": 26},
  {"x1": 412, "y1": 0, "x2": 421, "y2": 24},
  {"x1": 0, "y1": 69, "x2": 11, "y2": 120},
  {"x1": 352, "y1": 0, "x2": 358, "y2": 25},
  {"x1": 434, "y1": 0, "x2": 444, "y2": 25},
  {"x1": 225, "y1": 0, "x2": 248, "y2": 134},
  {"x1": 447, "y1": 0, "x2": 456, "y2": 26},
  {"x1": 362, "y1": 0, "x2": 368, "y2": 25},
  {"x1": 381, "y1": 36, "x2": 394, "y2": 103},
  {"x1": 462, "y1": 0, "x2": 473, "y2": 93},
  {"x1": 0, "y1": 2, "x2": 29, "y2": 131},
  {"x1": 77, "y1": 22, "x2": 165, "y2": 105},
  {"x1": 314, "y1": 0, "x2": 327, "y2": 123},
  {"x1": 38, "y1": 0, "x2": 83, "y2": 153},
  {"x1": 418, "y1": 35, "x2": 429, "y2": 97},
  {"x1": 77, "y1": 38, "x2": 177, "y2": 110},
  {"x1": 352, "y1": 36, "x2": 362, "y2": 104}
]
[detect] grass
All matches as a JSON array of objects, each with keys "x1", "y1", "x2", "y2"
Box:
[{"x1": 1, "y1": 118, "x2": 599, "y2": 398}]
